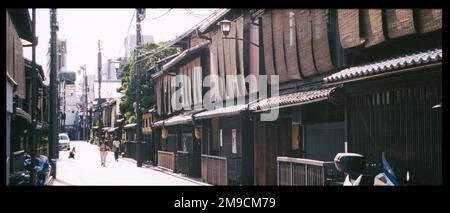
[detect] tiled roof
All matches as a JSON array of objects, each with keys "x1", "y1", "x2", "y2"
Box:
[
  {"x1": 124, "y1": 123, "x2": 136, "y2": 129},
  {"x1": 153, "y1": 114, "x2": 192, "y2": 127},
  {"x1": 153, "y1": 110, "x2": 204, "y2": 127},
  {"x1": 324, "y1": 48, "x2": 442, "y2": 83},
  {"x1": 162, "y1": 41, "x2": 210, "y2": 72},
  {"x1": 250, "y1": 87, "x2": 336, "y2": 111},
  {"x1": 15, "y1": 107, "x2": 31, "y2": 124},
  {"x1": 194, "y1": 104, "x2": 248, "y2": 120}
]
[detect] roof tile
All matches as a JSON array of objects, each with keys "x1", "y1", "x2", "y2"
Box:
[{"x1": 324, "y1": 48, "x2": 442, "y2": 83}]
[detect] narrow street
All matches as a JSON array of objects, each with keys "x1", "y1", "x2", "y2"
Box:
[
  {"x1": 6, "y1": 8, "x2": 443, "y2": 189},
  {"x1": 52, "y1": 141, "x2": 202, "y2": 186}
]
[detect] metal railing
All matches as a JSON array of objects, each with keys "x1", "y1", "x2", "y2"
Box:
[
  {"x1": 277, "y1": 157, "x2": 337, "y2": 186},
  {"x1": 175, "y1": 151, "x2": 189, "y2": 176},
  {"x1": 158, "y1": 150, "x2": 176, "y2": 172},
  {"x1": 201, "y1": 154, "x2": 227, "y2": 185}
]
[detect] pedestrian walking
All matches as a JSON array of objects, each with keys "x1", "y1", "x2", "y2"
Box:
[
  {"x1": 113, "y1": 136, "x2": 120, "y2": 162},
  {"x1": 99, "y1": 136, "x2": 109, "y2": 167}
]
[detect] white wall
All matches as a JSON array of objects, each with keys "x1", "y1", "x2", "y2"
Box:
[
  {"x1": 64, "y1": 84, "x2": 78, "y2": 126},
  {"x1": 93, "y1": 80, "x2": 122, "y2": 99}
]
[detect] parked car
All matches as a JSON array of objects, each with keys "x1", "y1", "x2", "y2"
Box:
[{"x1": 58, "y1": 133, "x2": 70, "y2": 150}]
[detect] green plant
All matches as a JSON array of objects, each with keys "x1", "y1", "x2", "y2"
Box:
[
  {"x1": 119, "y1": 41, "x2": 179, "y2": 123},
  {"x1": 41, "y1": 136, "x2": 49, "y2": 145}
]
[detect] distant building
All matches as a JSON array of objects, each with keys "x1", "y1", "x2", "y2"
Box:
[
  {"x1": 45, "y1": 38, "x2": 67, "y2": 85},
  {"x1": 74, "y1": 68, "x2": 96, "y2": 140},
  {"x1": 93, "y1": 80, "x2": 122, "y2": 100},
  {"x1": 124, "y1": 34, "x2": 154, "y2": 60},
  {"x1": 75, "y1": 70, "x2": 95, "y2": 104},
  {"x1": 59, "y1": 71, "x2": 79, "y2": 139}
]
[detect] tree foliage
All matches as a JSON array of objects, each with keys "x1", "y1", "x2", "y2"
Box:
[{"x1": 119, "y1": 41, "x2": 179, "y2": 124}]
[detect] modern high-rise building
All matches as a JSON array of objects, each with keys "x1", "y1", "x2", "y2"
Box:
[
  {"x1": 124, "y1": 34, "x2": 154, "y2": 60},
  {"x1": 98, "y1": 57, "x2": 128, "y2": 81},
  {"x1": 45, "y1": 38, "x2": 67, "y2": 85}
]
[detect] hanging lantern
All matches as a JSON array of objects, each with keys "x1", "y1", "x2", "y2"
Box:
[
  {"x1": 161, "y1": 127, "x2": 169, "y2": 140},
  {"x1": 194, "y1": 127, "x2": 202, "y2": 140}
]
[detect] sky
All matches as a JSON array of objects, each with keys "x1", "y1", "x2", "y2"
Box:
[{"x1": 24, "y1": 8, "x2": 219, "y2": 77}]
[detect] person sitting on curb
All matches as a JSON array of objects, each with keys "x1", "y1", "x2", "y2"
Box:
[{"x1": 69, "y1": 147, "x2": 76, "y2": 159}]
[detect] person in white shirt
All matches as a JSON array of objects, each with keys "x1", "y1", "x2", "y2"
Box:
[{"x1": 113, "y1": 136, "x2": 120, "y2": 162}]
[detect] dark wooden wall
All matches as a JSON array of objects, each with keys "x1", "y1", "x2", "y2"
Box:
[
  {"x1": 253, "y1": 116, "x2": 291, "y2": 185},
  {"x1": 220, "y1": 116, "x2": 242, "y2": 185},
  {"x1": 347, "y1": 69, "x2": 442, "y2": 185},
  {"x1": 304, "y1": 122, "x2": 345, "y2": 161}
]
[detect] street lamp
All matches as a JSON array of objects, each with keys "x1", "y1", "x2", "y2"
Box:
[
  {"x1": 218, "y1": 19, "x2": 232, "y2": 37},
  {"x1": 217, "y1": 19, "x2": 260, "y2": 47}
]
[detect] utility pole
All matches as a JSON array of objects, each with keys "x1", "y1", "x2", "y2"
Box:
[
  {"x1": 97, "y1": 40, "x2": 103, "y2": 136},
  {"x1": 49, "y1": 8, "x2": 59, "y2": 177},
  {"x1": 98, "y1": 40, "x2": 102, "y2": 101},
  {"x1": 135, "y1": 8, "x2": 145, "y2": 167},
  {"x1": 82, "y1": 65, "x2": 88, "y2": 142},
  {"x1": 63, "y1": 79, "x2": 66, "y2": 132},
  {"x1": 29, "y1": 8, "x2": 37, "y2": 185}
]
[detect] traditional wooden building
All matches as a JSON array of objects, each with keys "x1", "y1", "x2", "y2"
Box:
[
  {"x1": 245, "y1": 9, "x2": 348, "y2": 185},
  {"x1": 25, "y1": 59, "x2": 50, "y2": 156},
  {"x1": 149, "y1": 8, "x2": 442, "y2": 186},
  {"x1": 123, "y1": 123, "x2": 137, "y2": 159},
  {"x1": 265, "y1": 9, "x2": 442, "y2": 185},
  {"x1": 6, "y1": 9, "x2": 38, "y2": 184},
  {"x1": 322, "y1": 9, "x2": 442, "y2": 185},
  {"x1": 152, "y1": 32, "x2": 210, "y2": 177},
  {"x1": 141, "y1": 111, "x2": 154, "y2": 164}
]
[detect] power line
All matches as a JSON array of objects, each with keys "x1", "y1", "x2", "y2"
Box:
[
  {"x1": 126, "y1": 10, "x2": 136, "y2": 36},
  {"x1": 134, "y1": 9, "x2": 220, "y2": 64},
  {"x1": 116, "y1": 10, "x2": 136, "y2": 57},
  {"x1": 185, "y1": 9, "x2": 209, "y2": 19},
  {"x1": 142, "y1": 9, "x2": 172, "y2": 21}
]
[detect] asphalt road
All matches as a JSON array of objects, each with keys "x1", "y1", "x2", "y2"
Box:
[{"x1": 51, "y1": 140, "x2": 202, "y2": 186}]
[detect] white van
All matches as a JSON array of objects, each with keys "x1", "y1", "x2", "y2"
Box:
[{"x1": 58, "y1": 133, "x2": 70, "y2": 150}]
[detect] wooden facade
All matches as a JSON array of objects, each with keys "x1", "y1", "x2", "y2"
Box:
[
  {"x1": 198, "y1": 115, "x2": 253, "y2": 185},
  {"x1": 148, "y1": 9, "x2": 442, "y2": 185},
  {"x1": 345, "y1": 68, "x2": 442, "y2": 185},
  {"x1": 123, "y1": 124, "x2": 136, "y2": 159},
  {"x1": 153, "y1": 40, "x2": 208, "y2": 175},
  {"x1": 142, "y1": 112, "x2": 154, "y2": 164},
  {"x1": 6, "y1": 9, "x2": 49, "y2": 182}
]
